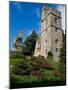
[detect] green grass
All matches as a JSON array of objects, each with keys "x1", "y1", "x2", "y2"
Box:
[
  {"x1": 10, "y1": 74, "x2": 66, "y2": 89},
  {"x1": 10, "y1": 58, "x2": 22, "y2": 65},
  {"x1": 53, "y1": 63, "x2": 60, "y2": 70},
  {"x1": 47, "y1": 59, "x2": 60, "y2": 70},
  {"x1": 43, "y1": 69, "x2": 59, "y2": 80},
  {"x1": 11, "y1": 74, "x2": 39, "y2": 83}
]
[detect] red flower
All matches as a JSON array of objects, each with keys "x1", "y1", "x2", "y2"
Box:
[{"x1": 39, "y1": 63, "x2": 52, "y2": 69}]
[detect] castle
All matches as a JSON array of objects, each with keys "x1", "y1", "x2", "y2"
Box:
[
  {"x1": 34, "y1": 7, "x2": 63, "y2": 62},
  {"x1": 12, "y1": 6, "x2": 63, "y2": 62}
]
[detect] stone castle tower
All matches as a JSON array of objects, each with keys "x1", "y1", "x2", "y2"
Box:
[
  {"x1": 13, "y1": 32, "x2": 23, "y2": 52},
  {"x1": 34, "y1": 7, "x2": 63, "y2": 62}
]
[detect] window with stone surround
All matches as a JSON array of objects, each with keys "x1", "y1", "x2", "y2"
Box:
[
  {"x1": 55, "y1": 39, "x2": 59, "y2": 44},
  {"x1": 56, "y1": 48, "x2": 59, "y2": 52},
  {"x1": 55, "y1": 17, "x2": 58, "y2": 24},
  {"x1": 46, "y1": 29, "x2": 47, "y2": 33},
  {"x1": 37, "y1": 47, "x2": 40, "y2": 52},
  {"x1": 55, "y1": 28, "x2": 58, "y2": 32}
]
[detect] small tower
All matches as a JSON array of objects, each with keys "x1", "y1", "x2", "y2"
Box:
[{"x1": 13, "y1": 32, "x2": 23, "y2": 53}]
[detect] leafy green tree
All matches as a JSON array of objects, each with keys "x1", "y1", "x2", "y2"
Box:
[
  {"x1": 59, "y1": 33, "x2": 66, "y2": 64},
  {"x1": 59, "y1": 33, "x2": 66, "y2": 80},
  {"x1": 23, "y1": 30, "x2": 38, "y2": 56}
]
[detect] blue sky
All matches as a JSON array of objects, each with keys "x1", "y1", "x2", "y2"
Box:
[{"x1": 9, "y1": 1, "x2": 65, "y2": 50}]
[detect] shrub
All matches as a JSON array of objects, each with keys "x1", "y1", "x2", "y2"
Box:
[
  {"x1": 53, "y1": 71, "x2": 64, "y2": 80},
  {"x1": 10, "y1": 51, "x2": 23, "y2": 59},
  {"x1": 11, "y1": 57, "x2": 31, "y2": 75},
  {"x1": 32, "y1": 71, "x2": 41, "y2": 76},
  {"x1": 10, "y1": 74, "x2": 66, "y2": 89},
  {"x1": 40, "y1": 63, "x2": 53, "y2": 70},
  {"x1": 31, "y1": 56, "x2": 46, "y2": 64},
  {"x1": 10, "y1": 56, "x2": 54, "y2": 75}
]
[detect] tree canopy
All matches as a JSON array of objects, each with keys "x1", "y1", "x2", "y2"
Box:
[
  {"x1": 59, "y1": 33, "x2": 66, "y2": 64},
  {"x1": 23, "y1": 30, "x2": 38, "y2": 56}
]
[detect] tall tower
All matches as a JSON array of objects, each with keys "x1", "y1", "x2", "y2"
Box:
[{"x1": 41, "y1": 7, "x2": 63, "y2": 62}]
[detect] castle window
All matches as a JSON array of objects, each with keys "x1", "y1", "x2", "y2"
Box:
[
  {"x1": 55, "y1": 28, "x2": 58, "y2": 32},
  {"x1": 55, "y1": 17, "x2": 58, "y2": 24},
  {"x1": 46, "y1": 29, "x2": 47, "y2": 33},
  {"x1": 56, "y1": 48, "x2": 58, "y2": 52},
  {"x1": 37, "y1": 47, "x2": 40, "y2": 52},
  {"x1": 45, "y1": 40, "x2": 47, "y2": 43},
  {"x1": 55, "y1": 39, "x2": 59, "y2": 44}
]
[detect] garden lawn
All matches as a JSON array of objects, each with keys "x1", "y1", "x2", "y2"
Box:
[{"x1": 10, "y1": 58, "x2": 22, "y2": 65}]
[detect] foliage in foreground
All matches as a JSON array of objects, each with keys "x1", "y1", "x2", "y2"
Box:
[
  {"x1": 10, "y1": 56, "x2": 53, "y2": 75},
  {"x1": 10, "y1": 74, "x2": 66, "y2": 89},
  {"x1": 10, "y1": 56, "x2": 66, "y2": 89},
  {"x1": 59, "y1": 33, "x2": 66, "y2": 79},
  {"x1": 23, "y1": 30, "x2": 38, "y2": 56}
]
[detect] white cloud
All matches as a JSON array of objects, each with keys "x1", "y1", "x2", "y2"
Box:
[{"x1": 57, "y1": 5, "x2": 66, "y2": 33}]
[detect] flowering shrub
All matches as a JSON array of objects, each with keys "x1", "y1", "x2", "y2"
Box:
[
  {"x1": 32, "y1": 71, "x2": 41, "y2": 76},
  {"x1": 31, "y1": 70, "x2": 44, "y2": 79},
  {"x1": 39, "y1": 63, "x2": 53, "y2": 70}
]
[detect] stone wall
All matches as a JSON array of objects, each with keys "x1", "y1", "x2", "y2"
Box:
[{"x1": 34, "y1": 7, "x2": 63, "y2": 62}]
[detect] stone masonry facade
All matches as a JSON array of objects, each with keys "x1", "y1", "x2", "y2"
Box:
[{"x1": 34, "y1": 7, "x2": 63, "y2": 62}]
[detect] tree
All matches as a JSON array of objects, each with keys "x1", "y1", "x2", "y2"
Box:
[
  {"x1": 59, "y1": 33, "x2": 66, "y2": 64},
  {"x1": 23, "y1": 30, "x2": 38, "y2": 56},
  {"x1": 59, "y1": 33, "x2": 66, "y2": 79}
]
